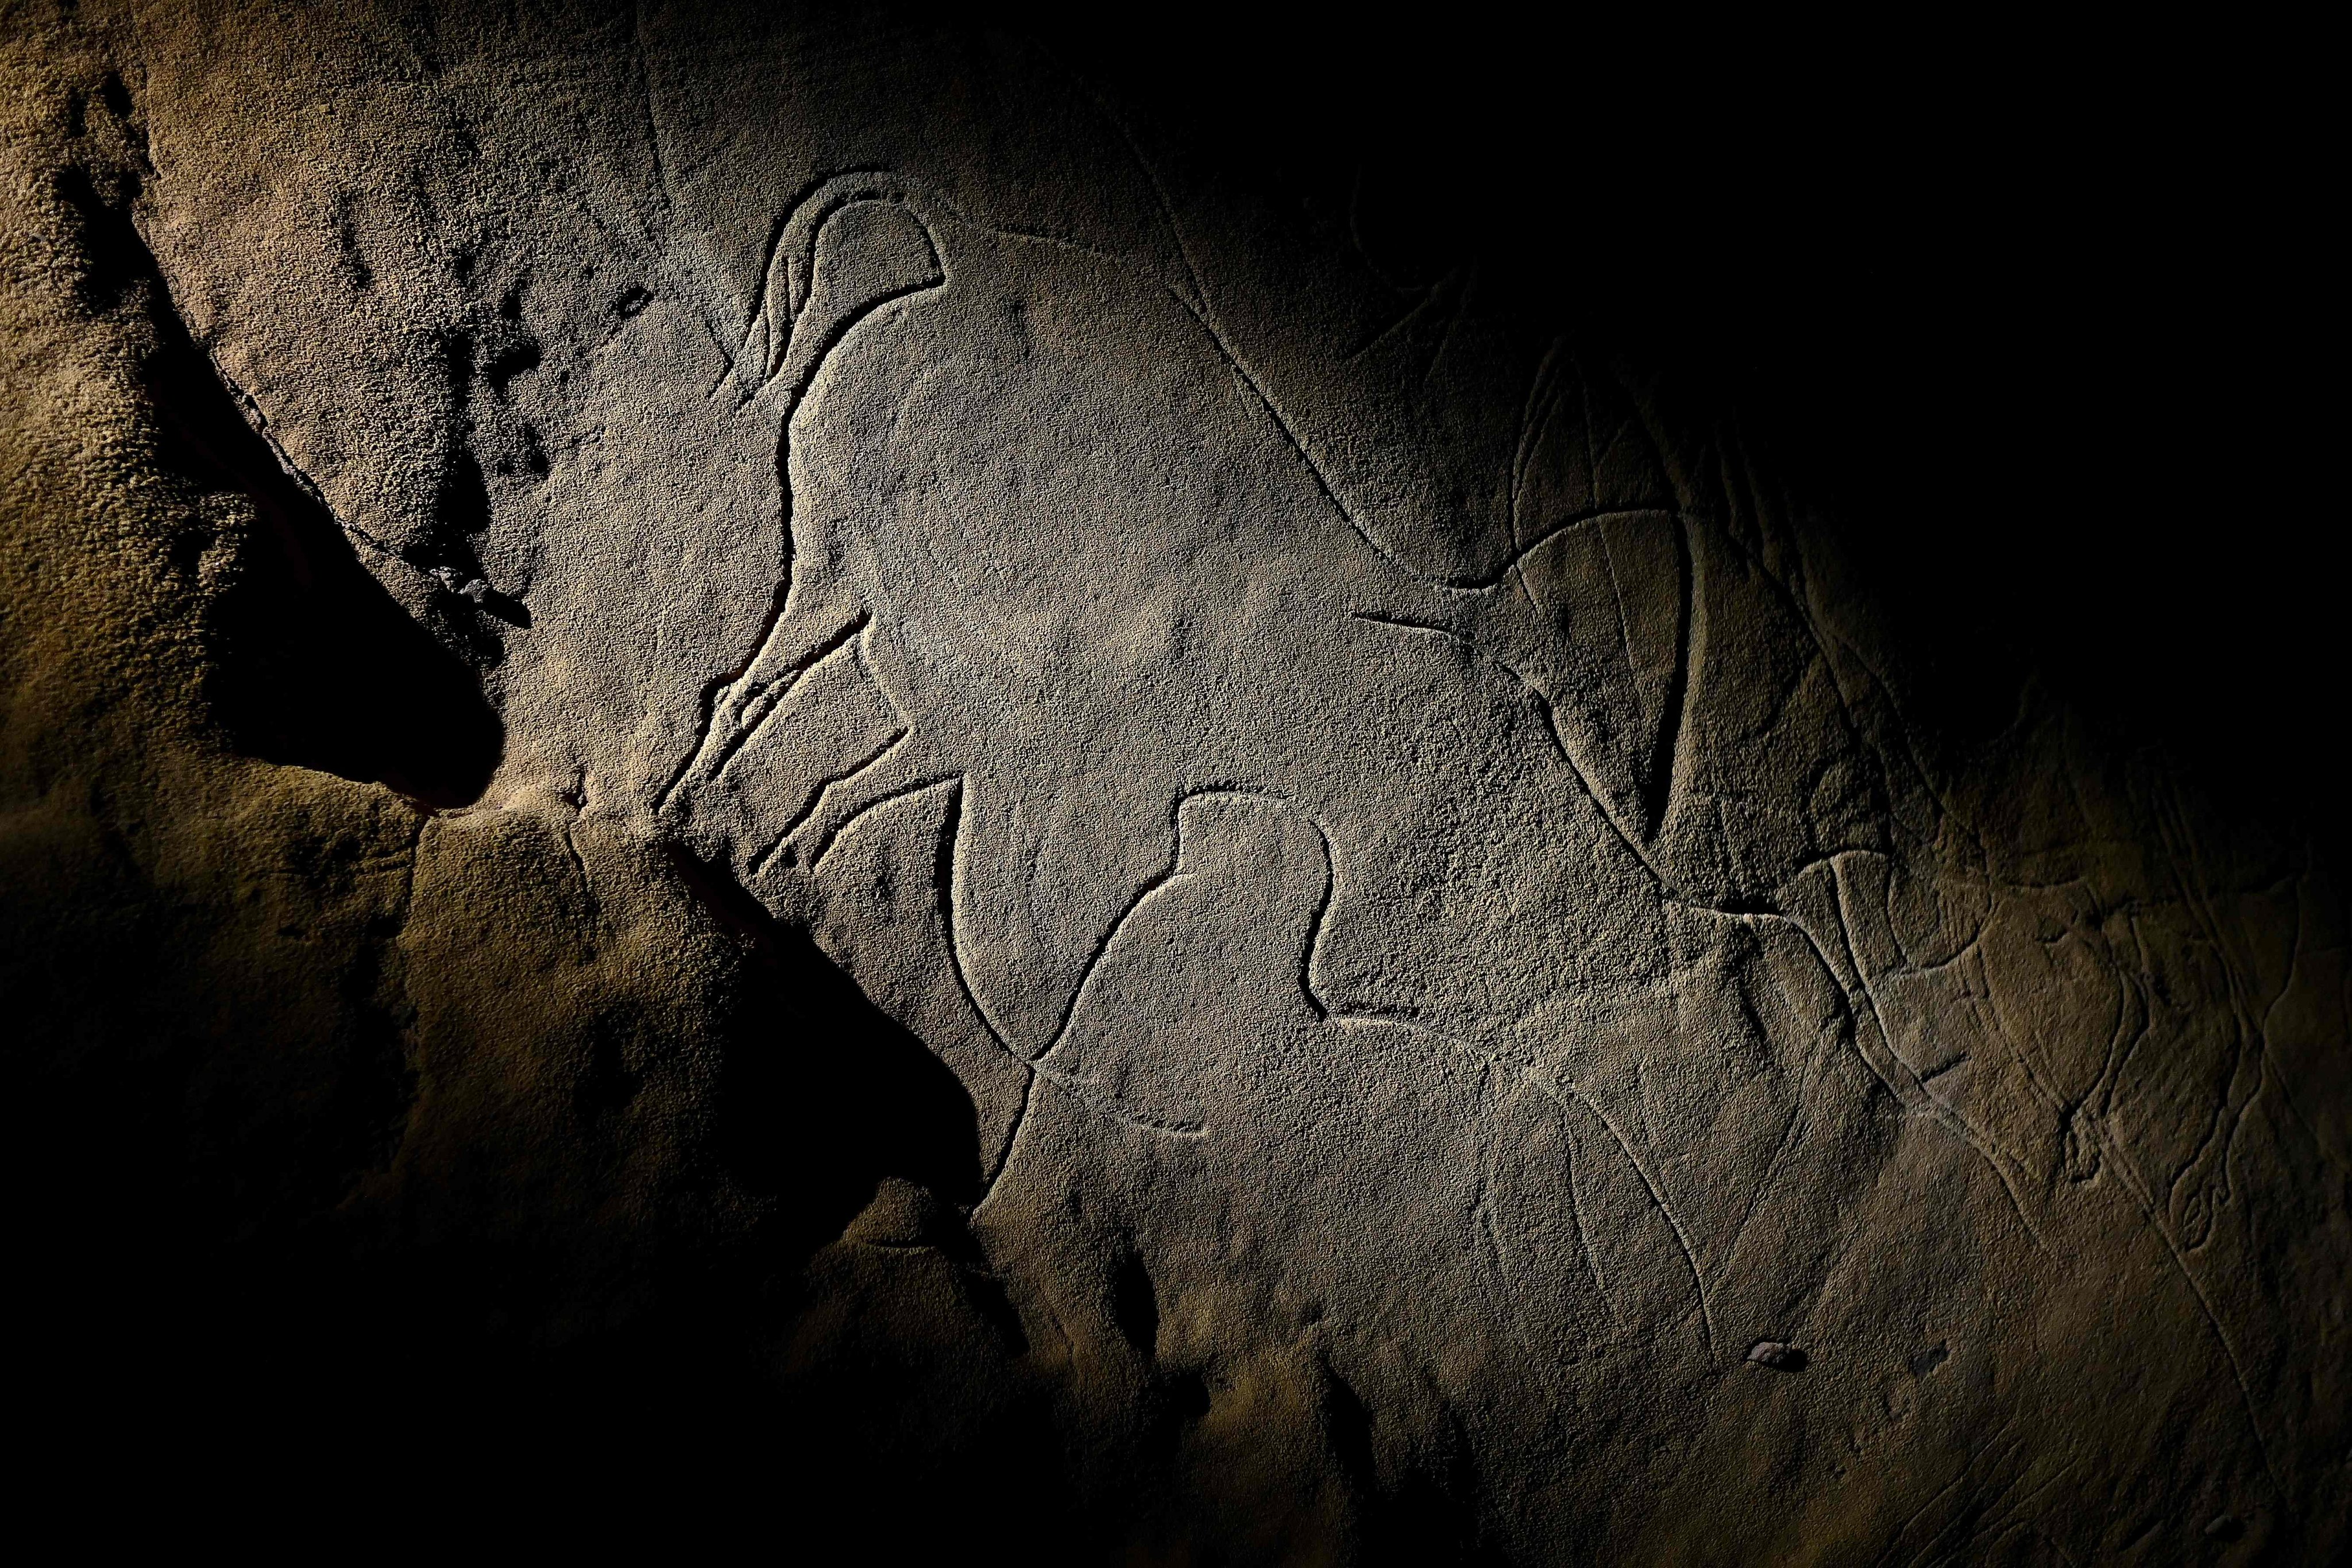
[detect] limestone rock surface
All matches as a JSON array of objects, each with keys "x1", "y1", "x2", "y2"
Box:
[{"x1": 3, "y1": 5, "x2": 2345, "y2": 1561}]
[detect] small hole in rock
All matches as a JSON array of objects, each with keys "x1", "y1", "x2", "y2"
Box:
[{"x1": 1747, "y1": 1340, "x2": 1809, "y2": 1373}]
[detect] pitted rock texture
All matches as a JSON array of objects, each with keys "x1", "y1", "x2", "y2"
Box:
[{"x1": 4, "y1": 5, "x2": 2345, "y2": 1561}]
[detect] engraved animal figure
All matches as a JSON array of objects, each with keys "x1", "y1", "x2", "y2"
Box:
[
  {"x1": 663, "y1": 172, "x2": 1690, "y2": 1077},
  {"x1": 650, "y1": 183, "x2": 2298, "y2": 1500},
  {"x1": 645, "y1": 168, "x2": 1783, "y2": 1403}
]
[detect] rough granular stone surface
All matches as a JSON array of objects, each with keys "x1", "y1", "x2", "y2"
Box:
[{"x1": 3, "y1": 5, "x2": 2343, "y2": 1561}]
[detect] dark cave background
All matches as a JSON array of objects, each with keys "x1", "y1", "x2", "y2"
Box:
[{"x1": 1045, "y1": 5, "x2": 2342, "y2": 858}]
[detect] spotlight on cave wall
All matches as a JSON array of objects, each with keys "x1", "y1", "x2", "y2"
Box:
[{"x1": 3, "y1": 5, "x2": 2341, "y2": 1559}]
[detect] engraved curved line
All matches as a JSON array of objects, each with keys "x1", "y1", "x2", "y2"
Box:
[
  {"x1": 2247, "y1": 874, "x2": 2348, "y2": 1177},
  {"x1": 1528, "y1": 1069, "x2": 1718, "y2": 1360},
  {"x1": 746, "y1": 728, "x2": 910, "y2": 878},
  {"x1": 821, "y1": 779, "x2": 1279, "y2": 1192},
  {"x1": 1704, "y1": 514, "x2": 1957, "y2": 872},
  {"x1": 1805, "y1": 598, "x2": 1975, "y2": 843},
  {"x1": 1505, "y1": 339, "x2": 1571, "y2": 615},
  {"x1": 2117, "y1": 798, "x2": 2274, "y2": 1249},
  {"x1": 803, "y1": 770, "x2": 965, "y2": 875},
  {"x1": 1681, "y1": 890, "x2": 2054, "y2": 1254},
  {"x1": 934, "y1": 785, "x2": 1212, "y2": 1152},
  {"x1": 953, "y1": 789, "x2": 1221, "y2": 1197},
  {"x1": 1593, "y1": 520, "x2": 1647, "y2": 723},
  {"x1": 1426, "y1": 504, "x2": 1689, "y2": 596},
  {"x1": 1084, "y1": 108, "x2": 1488, "y2": 593},
  {"x1": 1171, "y1": 265, "x2": 1686, "y2": 595},
  {"x1": 1031, "y1": 786, "x2": 1305, "y2": 1060},
  {"x1": 1469, "y1": 1091, "x2": 1560, "y2": 1362},
  {"x1": 728, "y1": 168, "x2": 907, "y2": 378},
  {"x1": 932, "y1": 777, "x2": 1045, "y2": 1213},
  {"x1": 1325, "y1": 1013, "x2": 1643, "y2": 1342},
  {"x1": 930, "y1": 778, "x2": 1023, "y2": 1057},
  {"x1": 1340, "y1": 276, "x2": 1457, "y2": 364},
  {"x1": 1867, "y1": 1420, "x2": 2027, "y2": 1568},
  {"x1": 654, "y1": 570, "x2": 789, "y2": 812},
  {"x1": 1716, "y1": 1092, "x2": 1810, "y2": 1284},
  {"x1": 1318, "y1": 1008, "x2": 1714, "y2": 1353},
  {"x1": 1297, "y1": 811, "x2": 1341, "y2": 1021},
  {"x1": 750, "y1": 161, "x2": 1670, "y2": 602},
  {"x1": 1562, "y1": 1127, "x2": 1609, "y2": 1302},
  {"x1": 1505, "y1": 336, "x2": 1562, "y2": 534},
  {"x1": 770, "y1": 276, "x2": 941, "y2": 405},
  {"x1": 725, "y1": 175, "x2": 949, "y2": 415},
  {"x1": 709, "y1": 614, "x2": 875, "y2": 787},
  {"x1": 1815, "y1": 873, "x2": 2054, "y2": 1251},
  {"x1": 1476, "y1": 1062, "x2": 1610, "y2": 1342},
  {"x1": 1351, "y1": 612, "x2": 1669, "y2": 880},
  {"x1": 2087, "y1": 949, "x2": 2147, "y2": 1128},
  {"x1": 978, "y1": 786, "x2": 1337, "y2": 1152},
  {"x1": 628, "y1": 0, "x2": 671, "y2": 218},
  {"x1": 1028, "y1": 1061, "x2": 1208, "y2": 1140},
  {"x1": 1471, "y1": 1191, "x2": 1527, "y2": 1349},
  {"x1": 2149, "y1": 789, "x2": 2301, "y2": 1209},
  {"x1": 656, "y1": 607, "x2": 869, "y2": 812},
  {"x1": 789, "y1": 774, "x2": 1035, "y2": 1206},
  {"x1": 561, "y1": 812, "x2": 600, "y2": 933},
  {"x1": 1161, "y1": 284, "x2": 1404, "y2": 576},
  {"x1": 1965, "y1": 915, "x2": 2195, "y2": 1229},
  {"x1": 1420, "y1": 275, "x2": 1473, "y2": 387},
  {"x1": 1631, "y1": 513, "x2": 1693, "y2": 834},
  {"x1": 755, "y1": 167, "x2": 1143, "y2": 337},
  {"x1": 736, "y1": 171, "x2": 1163, "y2": 411},
  {"x1": 1073, "y1": 76, "x2": 1210, "y2": 312},
  {"x1": 2074, "y1": 1071, "x2": 2284, "y2": 1492},
  {"x1": 1963, "y1": 946, "x2": 2099, "y2": 1156},
  {"x1": 982, "y1": 1068, "x2": 1037, "y2": 1195}
]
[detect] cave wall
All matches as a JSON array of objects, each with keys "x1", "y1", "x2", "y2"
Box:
[{"x1": 3, "y1": 5, "x2": 2344, "y2": 1560}]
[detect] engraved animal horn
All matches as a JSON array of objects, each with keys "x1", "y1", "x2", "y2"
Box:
[{"x1": 735, "y1": 172, "x2": 945, "y2": 411}]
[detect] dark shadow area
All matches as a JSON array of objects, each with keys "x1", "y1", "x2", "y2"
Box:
[
  {"x1": 1040, "y1": 6, "x2": 2343, "y2": 860},
  {"x1": 663, "y1": 842, "x2": 985, "y2": 1250},
  {"x1": 28, "y1": 847, "x2": 1009, "y2": 1552},
  {"x1": 55, "y1": 163, "x2": 504, "y2": 808},
  {"x1": 1323, "y1": 1366, "x2": 1497, "y2": 1567},
  {"x1": 1110, "y1": 1244, "x2": 1160, "y2": 1356}
]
